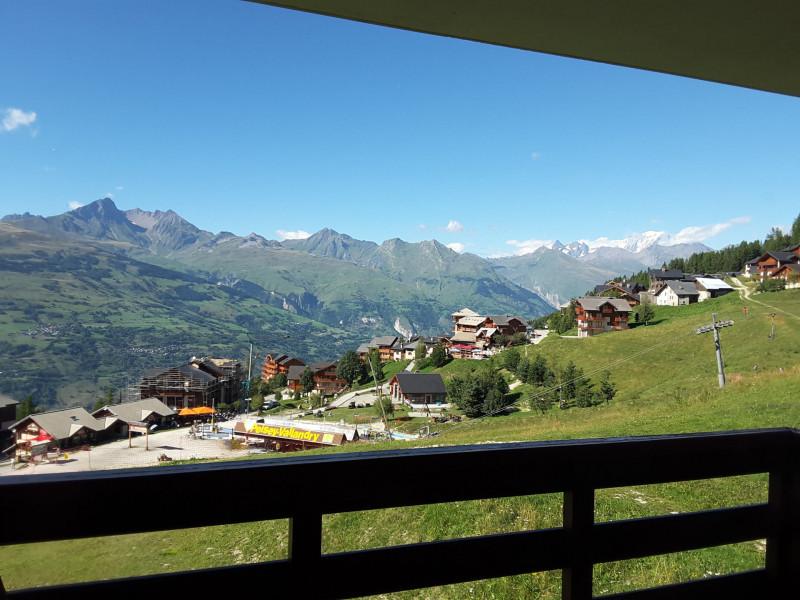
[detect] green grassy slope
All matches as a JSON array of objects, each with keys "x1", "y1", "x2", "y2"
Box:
[
  {"x1": 0, "y1": 224, "x2": 360, "y2": 409},
  {"x1": 2, "y1": 287, "x2": 798, "y2": 597}
]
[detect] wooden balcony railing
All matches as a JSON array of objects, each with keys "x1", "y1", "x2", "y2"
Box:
[{"x1": 1, "y1": 428, "x2": 798, "y2": 599}]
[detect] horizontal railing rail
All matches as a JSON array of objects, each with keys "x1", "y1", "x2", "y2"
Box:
[{"x1": 1, "y1": 428, "x2": 798, "y2": 599}]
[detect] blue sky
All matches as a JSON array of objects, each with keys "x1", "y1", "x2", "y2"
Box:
[{"x1": 2, "y1": 0, "x2": 798, "y2": 258}]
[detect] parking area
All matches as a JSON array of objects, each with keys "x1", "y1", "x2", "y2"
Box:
[{"x1": 0, "y1": 421, "x2": 252, "y2": 477}]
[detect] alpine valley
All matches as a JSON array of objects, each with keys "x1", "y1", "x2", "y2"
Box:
[{"x1": 0, "y1": 198, "x2": 706, "y2": 408}]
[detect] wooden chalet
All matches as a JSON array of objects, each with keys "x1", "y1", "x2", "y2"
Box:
[
  {"x1": 750, "y1": 248, "x2": 800, "y2": 280},
  {"x1": 358, "y1": 336, "x2": 400, "y2": 362},
  {"x1": 772, "y1": 263, "x2": 800, "y2": 288},
  {"x1": 451, "y1": 307, "x2": 480, "y2": 330},
  {"x1": 11, "y1": 407, "x2": 111, "y2": 454},
  {"x1": 574, "y1": 297, "x2": 632, "y2": 338},
  {"x1": 593, "y1": 280, "x2": 645, "y2": 306},
  {"x1": 648, "y1": 266, "x2": 685, "y2": 290},
  {"x1": 286, "y1": 364, "x2": 306, "y2": 394},
  {"x1": 91, "y1": 398, "x2": 176, "y2": 436},
  {"x1": 485, "y1": 314, "x2": 529, "y2": 336},
  {"x1": 261, "y1": 353, "x2": 305, "y2": 382},
  {"x1": 308, "y1": 361, "x2": 348, "y2": 396}
]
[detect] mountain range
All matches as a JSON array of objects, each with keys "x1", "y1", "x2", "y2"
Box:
[{"x1": 0, "y1": 198, "x2": 708, "y2": 408}]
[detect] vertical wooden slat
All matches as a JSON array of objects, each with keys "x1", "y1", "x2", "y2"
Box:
[
  {"x1": 766, "y1": 462, "x2": 800, "y2": 596},
  {"x1": 563, "y1": 487, "x2": 595, "y2": 600},
  {"x1": 288, "y1": 509, "x2": 323, "y2": 594}
]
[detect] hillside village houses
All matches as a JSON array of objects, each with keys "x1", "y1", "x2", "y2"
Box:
[{"x1": 9, "y1": 398, "x2": 176, "y2": 461}]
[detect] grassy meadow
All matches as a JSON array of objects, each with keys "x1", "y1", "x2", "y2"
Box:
[{"x1": 2, "y1": 285, "x2": 799, "y2": 598}]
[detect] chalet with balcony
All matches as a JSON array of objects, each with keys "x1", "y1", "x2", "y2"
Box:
[
  {"x1": 485, "y1": 315, "x2": 529, "y2": 336},
  {"x1": 751, "y1": 249, "x2": 800, "y2": 280},
  {"x1": 451, "y1": 307, "x2": 480, "y2": 330},
  {"x1": 261, "y1": 353, "x2": 305, "y2": 382},
  {"x1": 772, "y1": 263, "x2": 800, "y2": 288},
  {"x1": 286, "y1": 364, "x2": 306, "y2": 394},
  {"x1": 308, "y1": 361, "x2": 348, "y2": 396},
  {"x1": 357, "y1": 336, "x2": 401, "y2": 362},
  {"x1": 574, "y1": 297, "x2": 632, "y2": 338},
  {"x1": 388, "y1": 372, "x2": 448, "y2": 410},
  {"x1": 453, "y1": 315, "x2": 489, "y2": 334}
]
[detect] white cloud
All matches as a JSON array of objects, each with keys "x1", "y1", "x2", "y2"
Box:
[
  {"x1": 69, "y1": 201, "x2": 84, "y2": 210},
  {"x1": 531, "y1": 152, "x2": 542, "y2": 160},
  {"x1": 276, "y1": 229, "x2": 311, "y2": 241},
  {"x1": 417, "y1": 224, "x2": 428, "y2": 230},
  {"x1": 2, "y1": 108, "x2": 37, "y2": 132},
  {"x1": 664, "y1": 216, "x2": 752, "y2": 245},
  {"x1": 503, "y1": 238, "x2": 553, "y2": 256},
  {"x1": 443, "y1": 220, "x2": 464, "y2": 233},
  {"x1": 446, "y1": 242, "x2": 472, "y2": 253},
  {"x1": 115, "y1": 186, "x2": 123, "y2": 191},
  {"x1": 105, "y1": 193, "x2": 114, "y2": 199}
]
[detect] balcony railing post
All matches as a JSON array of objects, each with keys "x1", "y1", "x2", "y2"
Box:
[
  {"x1": 289, "y1": 509, "x2": 323, "y2": 592},
  {"x1": 766, "y1": 459, "x2": 800, "y2": 595},
  {"x1": 563, "y1": 487, "x2": 595, "y2": 600}
]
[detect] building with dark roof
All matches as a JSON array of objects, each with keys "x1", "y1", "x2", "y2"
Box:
[
  {"x1": 574, "y1": 297, "x2": 632, "y2": 338},
  {"x1": 648, "y1": 267, "x2": 685, "y2": 290},
  {"x1": 388, "y1": 373, "x2": 448, "y2": 409},
  {"x1": 139, "y1": 358, "x2": 242, "y2": 410},
  {"x1": 261, "y1": 353, "x2": 305, "y2": 382},
  {"x1": 654, "y1": 280, "x2": 700, "y2": 306},
  {"x1": 0, "y1": 395, "x2": 19, "y2": 435}
]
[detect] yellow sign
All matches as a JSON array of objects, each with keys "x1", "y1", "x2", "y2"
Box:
[{"x1": 248, "y1": 423, "x2": 321, "y2": 443}]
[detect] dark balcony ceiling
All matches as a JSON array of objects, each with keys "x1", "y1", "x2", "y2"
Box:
[{"x1": 248, "y1": 0, "x2": 800, "y2": 98}]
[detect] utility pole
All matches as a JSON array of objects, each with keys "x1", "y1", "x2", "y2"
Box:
[
  {"x1": 695, "y1": 313, "x2": 734, "y2": 388},
  {"x1": 368, "y1": 353, "x2": 391, "y2": 440}
]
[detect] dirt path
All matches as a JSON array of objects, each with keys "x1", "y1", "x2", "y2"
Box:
[{"x1": 731, "y1": 277, "x2": 800, "y2": 322}]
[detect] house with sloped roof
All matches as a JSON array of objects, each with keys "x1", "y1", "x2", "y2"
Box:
[
  {"x1": 92, "y1": 398, "x2": 176, "y2": 436},
  {"x1": 486, "y1": 315, "x2": 529, "y2": 336},
  {"x1": 694, "y1": 277, "x2": 734, "y2": 300},
  {"x1": 593, "y1": 281, "x2": 645, "y2": 306},
  {"x1": 11, "y1": 407, "x2": 111, "y2": 453},
  {"x1": 0, "y1": 395, "x2": 19, "y2": 435},
  {"x1": 751, "y1": 250, "x2": 800, "y2": 280},
  {"x1": 574, "y1": 297, "x2": 632, "y2": 338},
  {"x1": 139, "y1": 359, "x2": 239, "y2": 410},
  {"x1": 286, "y1": 364, "x2": 307, "y2": 394},
  {"x1": 308, "y1": 361, "x2": 348, "y2": 396},
  {"x1": 388, "y1": 373, "x2": 448, "y2": 410},
  {"x1": 772, "y1": 263, "x2": 800, "y2": 288},
  {"x1": 261, "y1": 353, "x2": 305, "y2": 383},
  {"x1": 359, "y1": 335, "x2": 400, "y2": 362},
  {"x1": 654, "y1": 280, "x2": 700, "y2": 306},
  {"x1": 648, "y1": 266, "x2": 685, "y2": 291}
]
